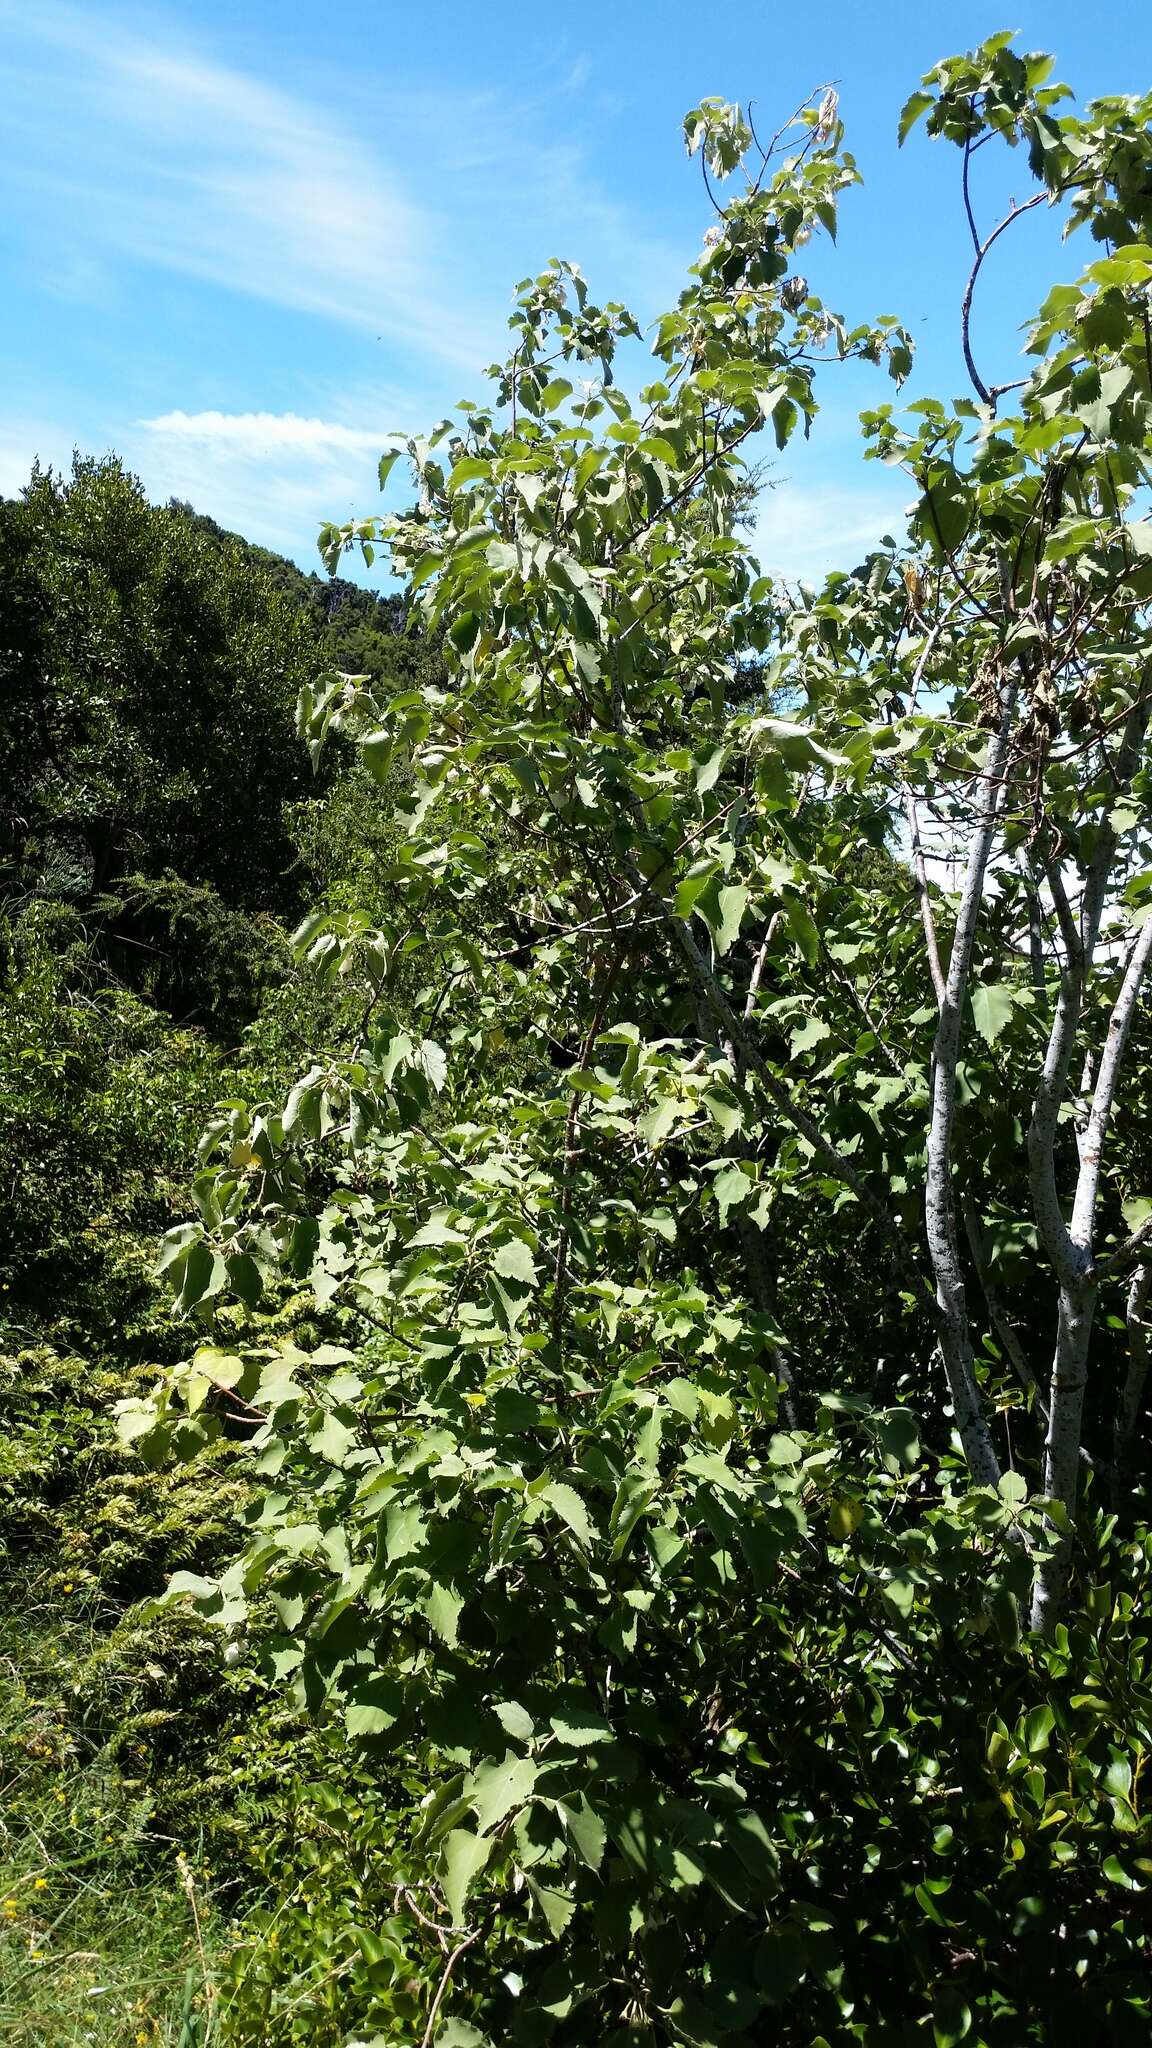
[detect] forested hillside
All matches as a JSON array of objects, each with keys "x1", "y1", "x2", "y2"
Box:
[
  {"x1": 4, "y1": 32, "x2": 1152, "y2": 2048},
  {"x1": 0, "y1": 456, "x2": 442, "y2": 2041}
]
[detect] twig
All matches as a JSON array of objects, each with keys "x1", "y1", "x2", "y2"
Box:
[{"x1": 419, "y1": 1923, "x2": 487, "y2": 2048}]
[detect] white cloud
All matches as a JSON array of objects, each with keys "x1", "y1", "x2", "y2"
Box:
[
  {"x1": 0, "y1": 4, "x2": 478, "y2": 364},
  {"x1": 0, "y1": 4, "x2": 684, "y2": 380},
  {"x1": 753, "y1": 475, "x2": 913, "y2": 586},
  {"x1": 0, "y1": 406, "x2": 392, "y2": 571},
  {"x1": 0, "y1": 421, "x2": 80, "y2": 499},
  {"x1": 127, "y1": 410, "x2": 396, "y2": 566},
  {"x1": 141, "y1": 411, "x2": 396, "y2": 457}
]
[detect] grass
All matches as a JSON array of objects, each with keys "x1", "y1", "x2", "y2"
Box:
[{"x1": 0, "y1": 1601, "x2": 223, "y2": 2046}]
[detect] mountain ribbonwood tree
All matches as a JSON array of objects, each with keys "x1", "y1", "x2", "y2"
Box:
[{"x1": 126, "y1": 36, "x2": 1152, "y2": 2045}]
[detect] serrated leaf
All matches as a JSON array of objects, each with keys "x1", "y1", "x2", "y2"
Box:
[
  {"x1": 549, "y1": 1706, "x2": 613, "y2": 1747},
  {"x1": 425, "y1": 1580, "x2": 464, "y2": 1646},
  {"x1": 540, "y1": 1481, "x2": 595, "y2": 1550},
  {"x1": 527, "y1": 1875, "x2": 576, "y2": 1936},
  {"x1": 345, "y1": 1676, "x2": 405, "y2": 1739},
  {"x1": 898, "y1": 90, "x2": 933, "y2": 143},
  {"x1": 713, "y1": 1162, "x2": 752, "y2": 1221},
  {"x1": 789, "y1": 1014, "x2": 830, "y2": 1057},
  {"x1": 710, "y1": 884, "x2": 749, "y2": 956},
  {"x1": 493, "y1": 1237, "x2": 539, "y2": 1286},
  {"x1": 554, "y1": 1796, "x2": 606, "y2": 1870},
  {"x1": 441, "y1": 1828, "x2": 492, "y2": 1924},
  {"x1": 469, "y1": 1753, "x2": 537, "y2": 1835},
  {"x1": 494, "y1": 1700, "x2": 535, "y2": 1743},
  {"x1": 970, "y1": 982, "x2": 1016, "y2": 1046}
]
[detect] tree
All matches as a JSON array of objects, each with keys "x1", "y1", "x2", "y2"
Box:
[
  {"x1": 0, "y1": 456, "x2": 321, "y2": 921},
  {"x1": 131, "y1": 39, "x2": 1152, "y2": 2044}
]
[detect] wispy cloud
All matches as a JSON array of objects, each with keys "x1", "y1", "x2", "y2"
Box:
[
  {"x1": 142, "y1": 411, "x2": 396, "y2": 457},
  {"x1": 0, "y1": 4, "x2": 679, "y2": 378},
  {"x1": 0, "y1": 404, "x2": 394, "y2": 569},
  {"x1": 753, "y1": 475, "x2": 913, "y2": 586},
  {"x1": 130, "y1": 409, "x2": 401, "y2": 564},
  {"x1": 0, "y1": 4, "x2": 481, "y2": 365}
]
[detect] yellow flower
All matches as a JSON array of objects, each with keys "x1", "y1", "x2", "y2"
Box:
[
  {"x1": 2, "y1": 1899, "x2": 20, "y2": 1915},
  {"x1": 34, "y1": 1878, "x2": 48, "y2": 1891},
  {"x1": 62, "y1": 1583, "x2": 74, "y2": 1593}
]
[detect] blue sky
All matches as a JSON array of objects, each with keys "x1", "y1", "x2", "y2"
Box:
[{"x1": 2, "y1": 0, "x2": 1149, "y2": 584}]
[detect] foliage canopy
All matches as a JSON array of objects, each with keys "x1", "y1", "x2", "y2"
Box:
[{"x1": 23, "y1": 29, "x2": 1152, "y2": 2047}]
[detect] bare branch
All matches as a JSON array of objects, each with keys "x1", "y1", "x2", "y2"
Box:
[{"x1": 902, "y1": 783, "x2": 947, "y2": 1010}]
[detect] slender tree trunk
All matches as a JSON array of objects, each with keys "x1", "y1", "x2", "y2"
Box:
[
  {"x1": 1030, "y1": 912, "x2": 1152, "y2": 1632},
  {"x1": 1015, "y1": 848, "x2": 1047, "y2": 1016},
  {"x1": 1030, "y1": 1282, "x2": 1095, "y2": 1635},
  {"x1": 922, "y1": 684, "x2": 1017, "y2": 1489}
]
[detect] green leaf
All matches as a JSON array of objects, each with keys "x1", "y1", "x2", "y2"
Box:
[
  {"x1": 876, "y1": 1408, "x2": 920, "y2": 1473},
  {"x1": 425, "y1": 1580, "x2": 465, "y2": 1647},
  {"x1": 789, "y1": 1015, "x2": 830, "y2": 1058},
  {"x1": 713, "y1": 1162, "x2": 752, "y2": 1221},
  {"x1": 549, "y1": 1705, "x2": 613, "y2": 1748},
  {"x1": 1023, "y1": 1704, "x2": 1055, "y2": 1754},
  {"x1": 932, "y1": 1985, "x2": 973, "y2": 2046},
  {"x1": 610, "y1": 1469, "x2": 657, "y2": 1556},
  {"x1": 554, "y1": 1796, "x2": 606, "y2": 1870},
  {"x1": 345, "y1": 1676, "x2": 405, "y2": 1739},
  {"x1": 970, "y1": 982, "x2": 1016, "y2": 1046},
  {"x1": 527, "y1": 1875, "x2": 576, "y2": 1936},
  {"x1": 493, "y1": 1700, "x2": 535, "y2": 1743},
  {"x1": 717, "y1": 885, "x2": 750, "y2": 954},
  {"x1": 441, "y1": 1828, "x2": 492, "y2": 1924},
  {"x1": 469, "y1": 1753, "x2": 538, "y2": 1835},
  {"x1": 695, "y1": 745, "x2": 728, "y2": 794},
  {"x1": 917, "y1": 465, "x2": 971, "y2": 560},
  {"x1": 225, "y1": 1251, "x2": 263, "y2": 1307},
  {"x1": 493, "y1": 1237, "x2": 539, "y2": 1287},
  {"x1": 782, "y1": 895, "x2": 819, "y2": 967},
  {"x1": 176, "y1": 1240, "x2": 227, "y2": 1316},
  {"x1": 882, "y1": 1571, "x2": 916, "y2": 1619},
  {"x1": 540, "y1": 1481, "x2": 595, "y2": 1550},
  {"x1": 898, "y1": 90, "x2": 934, "y2": 144}
]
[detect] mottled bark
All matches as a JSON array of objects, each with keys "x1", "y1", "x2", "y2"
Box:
[
  {"x1": 923, "y1": 687, "x2": 1018, "y2": 1489},
  {"x1": 1030, "y1": 913, "x2": 1152, "y2": 1633}
]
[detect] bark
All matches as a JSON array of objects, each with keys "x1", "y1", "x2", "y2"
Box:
[
  {"x1": 1015, "y1": 847, "x2": 1048, "y2": 1017},
  {"x1": 1030, "y1": 914, "x2": 1152, "y2": 1633},
  {"x1": 1027, "y1": 706, "x2": 1148, "y2": 1289},
  {"x1": 922, "y1": 687, "x2": 1018, "y2": 1490},
  {"x1": 1030, "y1": 1282, "x2": 1095, "y2": 1636},
  {"x1": 902, "y1": 783, "x2": 947, "y2": 1011}
]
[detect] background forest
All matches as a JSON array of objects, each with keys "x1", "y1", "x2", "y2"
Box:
[
  {"x1": 3, "y1": 29, "x2": 1152, "y2": 2048},
  {"x1": 0, "y1": 457, "x2": 444, "y2": 2042}
]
